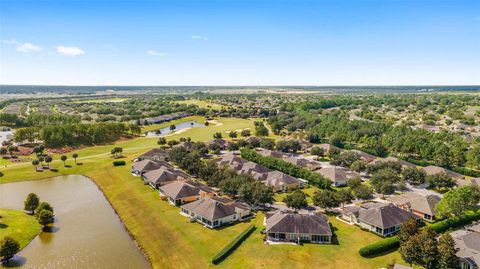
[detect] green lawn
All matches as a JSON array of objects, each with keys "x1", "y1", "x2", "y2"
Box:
[
  {"x1": 221, "y1": 215, "x2": 405, "y2": 269},
  {"x1": 0, "y1": 208, "x2": 41, "y2": 250},
  {"x1": 0, "y1": 117, "x2": 409, "y2": 268},
  {"x1": 273, "y1": 186, "x2": 319, "y2": 204}
]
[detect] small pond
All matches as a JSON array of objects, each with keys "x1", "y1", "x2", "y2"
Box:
[
  {"x1": 145, "y1": 120, "x2": 204, "y2": 137},
  {"x1": 0, "y1": 175, "x2": 149, "y2": 268}
]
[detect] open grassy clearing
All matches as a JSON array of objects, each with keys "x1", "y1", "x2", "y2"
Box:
[
  {"x1": 0, "y1": 208, "x2": 41, "y2": 250},
  {"x1": 273, "y1": 186, "x2": 318, "y2": 204},
  {"x1": 0, "y1": 117, "x2": 408, "y2": 268},
  {"x1": 176, "y1": 99, "x2": 224, "y2": 110}
]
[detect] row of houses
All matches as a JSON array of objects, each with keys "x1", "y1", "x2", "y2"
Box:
[
  {"x1": 217, "y1": 153, "x2": 307, "y2": 192},
  {"x1": 256, "y1": 147, "x2": 363, "y2": 187},
  {"x1": 131, "y1": 149, "x2": 253, "y2": 229}
]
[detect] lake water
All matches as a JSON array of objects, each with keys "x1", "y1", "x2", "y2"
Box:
[
  {"x1": 145, "y1": 120, "x2": 204, "y2": 137},
  {"x1": 0, "y1": 175, "x2": 149, "y2": 268}
]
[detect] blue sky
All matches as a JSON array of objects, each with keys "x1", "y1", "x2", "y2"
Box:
[{"x1": 0, "y1": 0, "x2": 479, "y2": 86}]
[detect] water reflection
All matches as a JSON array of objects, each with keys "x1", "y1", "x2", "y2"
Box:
[{"x1": 0, "y1": 175, "x2": 149, "y2": 269}]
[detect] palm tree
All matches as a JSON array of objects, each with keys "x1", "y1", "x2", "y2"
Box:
[
  {"x1": 72, "y1": 153, "x2": 78, "y2": 164},
  {"x1": 44, "y1": 156, "x2": 52, "y2": 168},
  {"x1": 60, "y1": 155, "x2": 67, "y2": 166}
]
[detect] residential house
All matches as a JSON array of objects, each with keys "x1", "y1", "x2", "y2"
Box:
[
  {"x1": 350, "y1": 150, "x2": 377, "y2": 163},
  {"x1": 159, "y1": 180, "x2": 215, "y2": 205},
  {"x1": 450, "y1": 222, "x2": 480, "y2": 269},
  {"x1": 283, "y1": 156, "x2": 322, "y2": 171},
  {"x1": 206, "y1": 139, "x2": 230, "y2": 150},
  {"x1": 422, "y1": 165, "x2": 465, "y2": 180},
  {"x1": 217, "y1": 154, "x2": 246, "y2": 170},
  {"x1": 264, "y1": 171, "x2": 305, "y2": 192},
  {"x1": 370, "y1": 157, "x2": 415, "y2": 168},
  {"x1": 238, "y1": 161, "x2": 271, "y2": 180},
  {"x1": 134, "y1": 148, "x2": 170, "y2": 162},
  {"x1": 339, "y1": 203, "x2": 418, "y2": 236},
  {"x1": 306, "y1": 143, "x2": 343, "y2": 154},
  {"x1": 180, "y1": 196, "x2": 252, "y2": 228},
  {"x1": 131, "y1": 159, "x2": 164, "y2": 176},
  {"x1": 386, "y1": 192, "x2": 441, "y2": 221},
  {"x1": 316, "y1": 166, "x2": 359, "y2": 187},
  {"x1": 143, "y1": 167, "x2": 187, "y2": 189},
  {"x1": 265, "y1": 211, "x2": 332, "y2": 244}
]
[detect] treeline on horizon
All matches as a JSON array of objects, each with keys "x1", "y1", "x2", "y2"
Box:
[{"x1": 1, "y1": 85, "x2": 479, "y2": 94}]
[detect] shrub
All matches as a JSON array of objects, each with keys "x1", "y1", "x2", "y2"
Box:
[
  {"x1": 211, "y1": 225, "x2": 256, "y2": 265},
  {"x1": 358, "y1": 209, "x2": 480, "y2": 257},
  {"x1": 113, "y1": 160, "x2": 126, "y2": 166},
  {"x1": 430, "y1": 210, "x2": 480, "y2": 233},
  {"x1": 359, "y1": 236, "x2": 399, "y2": 257}
]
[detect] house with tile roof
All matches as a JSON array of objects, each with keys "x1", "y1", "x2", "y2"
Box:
[
  {"x1": 265, "y1": 211, "x2": 332, "y2": 244},
  {"x1": 339, "y1": 202, "x2": 418, "y2": 236},
  {"x1": 450, "y1": 222, "x2": 480, "y2": 269},
  {"x1": 386, "y1": 192, "x2": 441, "y2": 221},
  {"x1": 159, "y1": 180, "x2": 215, "y2": 205},
  {"x1": 180, "y1": 196, "x2": 252, "y2": 228}
]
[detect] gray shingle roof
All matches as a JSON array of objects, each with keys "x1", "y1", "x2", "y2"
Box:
[
  {"x1": 181, "y1": 197, "x2": 237, "y2": 220},
  {"x1": 143, "y1": 167, "x2": 180, "y2": 185},
  {"x1": 159, "y1": 180, "x2": 213, "y2": 199},
  {"x1": 132, "y1": 159, "x2": 163, "y2": 173},
  {"x1": 387, "y1": 192, "x2": 440, "y2": 216},
  {"x1": 266, "y1": 212, "x2": 332, "y2": 235},
  {"x1": 264, "y1": 171, "x2": 301, "y2": 187},
  {"x1": 357, "y1": 203, "x2": 416, "y2": 228}
]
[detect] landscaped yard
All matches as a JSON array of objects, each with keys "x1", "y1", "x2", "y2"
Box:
[
  {"x1": 0, "y1": 117, "x2": 410, "y2": 268},
  {"x1": 0, "y1": 208, "x2": 41, "y2": 249}
]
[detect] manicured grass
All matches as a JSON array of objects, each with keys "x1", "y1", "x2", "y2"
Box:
[
  {"x1": 221, "y1": 215, "x2": 406, "y2": 269},
  {"x1": 176, "y1": 99, "x2": 224, "y2": 110},
  {"x1": 0, "y1": 117, "x2": 408, "y2": 268},
  {"x1": 273, "y1": 186, "x2": 318, "y2": 204},
  {"x1": 0, "y1": 208, "x2": 41, "y2": 250}
]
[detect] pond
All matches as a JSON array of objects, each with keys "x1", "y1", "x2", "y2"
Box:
[
  {"x1": 0, "y1": 175, "x2": 149, "y2": 268},
  {"x1": 145, "y1": 120, "x2": 204, "y2": 137}
]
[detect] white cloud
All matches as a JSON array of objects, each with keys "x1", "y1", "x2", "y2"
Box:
[
  {"x1": 147, "y1": 50, "x2": 167, "y2": 56},
  {"x1": 56, "y1": 46, "x2": 85, "y2": 56},
  {"x1": 16, "y1": 43, "x2": 43, "y2": 53},
  {"x1": 191, "y1": 35, "x2": 208, "y2": 41},
  {"x1": 2, "y1": 39, "x2": 19, "y2": 45}
]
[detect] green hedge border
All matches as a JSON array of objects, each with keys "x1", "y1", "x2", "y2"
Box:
[
  {"x1": 211, "y1": 224, "x2": 256, "y2": 265},
  {"x1": 358, "y1": 210, "x2": 480, "y2": 257}
]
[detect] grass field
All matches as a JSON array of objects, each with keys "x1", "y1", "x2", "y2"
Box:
[
  {"x1": 0, "y1": 117, "x2": 408, "y2": 268},
  {"x1": 176, "y1": 99, "x2": 224, "y2": 110},
  {"x1": 0, "y1": 209, "x2": 41, "y2": 250}
]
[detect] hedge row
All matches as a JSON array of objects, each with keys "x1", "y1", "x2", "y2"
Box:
[
  {"x1": 113, "y1": 160, "x2": 126, "y2": 166},
  {"x1": 430, "y1": 210, "x2": 480, "y2": 233},
  {"x1": 211, "y1": 225, "x2": 256, "y2": 265},
  {"x1": 358, "y1": 236, "x2": 399, "y2": 257},
  {"x1": 240, "y1": 148, "x2": 331, "y2": 189},
  {"x1": 359, "y1": 210, "x2": 480, "y2": 257},
  {"x1": 451, "y1": 166, "x2": 480, "y2": 178}
]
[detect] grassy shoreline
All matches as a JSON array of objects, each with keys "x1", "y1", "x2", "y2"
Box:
[{"x1": 0, "y1": 209, "x2": 41, "y2": 251}]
